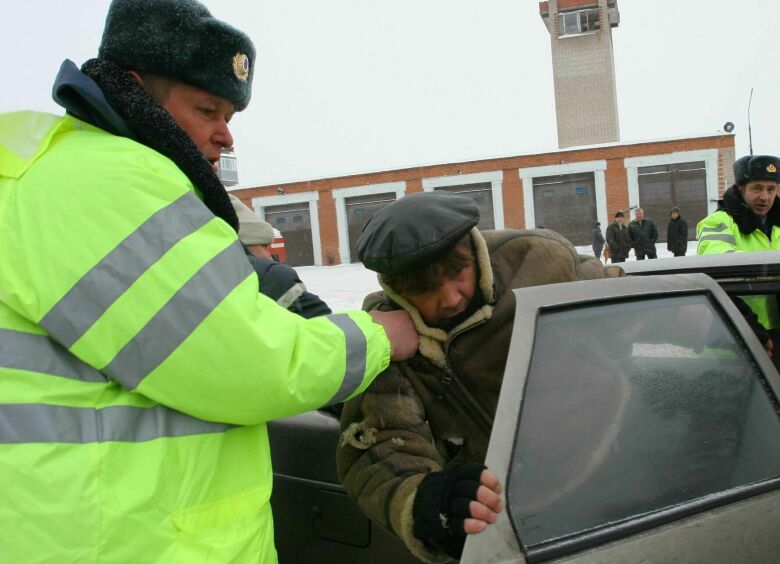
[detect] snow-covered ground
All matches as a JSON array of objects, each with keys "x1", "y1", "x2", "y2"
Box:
[{"x1": 296, "y1": 240, "x2": 700, "y2": 312}]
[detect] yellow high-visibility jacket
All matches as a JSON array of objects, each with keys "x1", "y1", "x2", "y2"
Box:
[
  {"x1": 697, "y1": 207, "x2": 780, "y2": 330},
  {"x1": 0, "y1": 111, "x2": 390, "y2": 562}
]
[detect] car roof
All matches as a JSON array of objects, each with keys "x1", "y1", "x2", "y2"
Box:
[{"x1": 620, "y1": 251, "x2": 780, "y2": 280}]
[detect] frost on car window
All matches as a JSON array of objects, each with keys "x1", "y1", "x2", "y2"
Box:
[{"x1": 507, "y1": 294, "x2": 780, "y2": 550}]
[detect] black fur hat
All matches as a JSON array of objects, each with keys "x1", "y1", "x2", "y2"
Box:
[
  {"x1": 98, "y1": 0, "x2": 255, "y2": 110},
  {"x1": 733, "y1": 155, "x2": 780, "y2": 186}
]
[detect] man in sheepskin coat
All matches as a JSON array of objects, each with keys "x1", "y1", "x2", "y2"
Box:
[{"x1": 337, "y1": 191, "x2": 623, "y2": 563}]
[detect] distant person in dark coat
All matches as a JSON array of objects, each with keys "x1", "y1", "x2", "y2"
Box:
[
  {"x1": 666, "y1": 207, "x2": 689, "y2": 257},
  {"x1": 606, "y1": 211, "x2": 632, "y2": 263},
  {"x1": 231, "y1": 195, "x2": 331, "y2": 318},
  {"x1": 629, "y1": 207, "x2": 658, "y2": 259},
  {"x1": 592, "y1": 221, "x2": 605, "y2": 260}
]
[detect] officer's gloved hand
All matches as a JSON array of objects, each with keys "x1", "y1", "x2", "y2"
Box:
[{"x1": 411, "y1": 463, "x2": 486, "y2": 559}]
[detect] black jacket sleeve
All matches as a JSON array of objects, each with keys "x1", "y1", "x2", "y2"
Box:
[
  {"x1": 731, "y1": 296, "x2": 770, "y2": 345},
  {"x1": 246, "y1": 254, "x2": 332, "y2": 319}
]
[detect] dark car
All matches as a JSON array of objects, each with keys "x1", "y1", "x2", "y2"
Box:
[{"x1": 269, "y1": 252, "x2": 780, "y2": 564}]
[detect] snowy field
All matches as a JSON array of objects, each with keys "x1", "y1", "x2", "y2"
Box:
[{"x1": 296, "y1": 240, "x2": 700, "y2": 312}]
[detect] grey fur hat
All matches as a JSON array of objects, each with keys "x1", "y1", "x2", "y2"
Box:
[
  {"x1": 733, "y1": 155, "x2": 780, "y2": 186},
  {"x1": 98, "y1": 0, "x2": 255, "y2": 110},
  {"x1": 230, "y1": 195, "x2": 274, "y2": 245}
]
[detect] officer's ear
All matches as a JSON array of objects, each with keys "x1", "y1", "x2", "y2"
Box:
[
  {"x1": 126, "y1": 71, "x2": 175, "y2": 105},
  {"x1": 127, "y1": 70, "x2": 145, "y2": 88}
]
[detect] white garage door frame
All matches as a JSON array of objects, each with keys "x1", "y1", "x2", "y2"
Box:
[
  {"x1": 251, "y1": 191, "x2": 323, "y2": 267},
  {"x1": 422, "y1": 171, "x2": 505, "y2": 230},
  {"x1": 624, "y1": 149, "x2": 719, "y2": 216},
  {"x1": 517, "y1": 160, "x2": 608, "y2": 229},
  {"x1": 331, "y1": 181, "x2": 406, "y2": 264}
]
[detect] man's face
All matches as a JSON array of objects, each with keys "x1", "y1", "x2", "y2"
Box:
[
  {"x1": 161, "y1": 82, "x2": 236, "y2": 171},
  {"x1": 247, "y1": 243, "x2": 272, "y2": 260},
  {"x1": 671, "y1": 211, "x2": 679, "y2": 219},
  {"x1": 635, "y1": 209, "x2": 644, "y2": 222},
  {"x1": 739, "y1": 180, "x2": 778, "y2": 217},
  {"x1": 615, "y1": 215, "x2": 623, "y2": 224},
  {"x1": 404, "y1": 262, "x2": 478, "y2": 328}
]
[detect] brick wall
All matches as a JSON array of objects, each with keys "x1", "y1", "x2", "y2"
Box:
[
  {"x1": 718, "y1": 146, "x2": 736, "y2": 196},
  {"x1": 234, "y1": 134, "x2": 735, "y2": 264},
  {"x1": 605, "y1": 157, "x2": 628, "y2": 216},
  {"x1": 547, "y1": 0, "x2": 620, "y2": 148}
]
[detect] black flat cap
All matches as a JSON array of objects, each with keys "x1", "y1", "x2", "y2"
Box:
[
  {"x1": 99, "y1": 0, "x2": 255, "y2": 110},
  {"x1": 733, "y1": 155, "x2": 780, "y2": 186},
  {"x1": 357, "y1": 191, "x2": 479, "y2": 275}
]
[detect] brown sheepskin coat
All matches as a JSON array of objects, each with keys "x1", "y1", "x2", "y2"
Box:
[{"x1": 337, "y1": 228, "x2": 623, "y2": 563}]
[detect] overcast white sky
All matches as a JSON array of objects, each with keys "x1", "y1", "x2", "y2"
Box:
[{"x1": 2, "y1": 1, "x2": 778, "y2": 187}]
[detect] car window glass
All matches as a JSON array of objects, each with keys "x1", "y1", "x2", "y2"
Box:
[{"x1": 508, "y1": 294, "x2": 780, "y2": 550}]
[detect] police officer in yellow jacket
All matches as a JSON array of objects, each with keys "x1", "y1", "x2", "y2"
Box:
[
  {"x1": 697, "y1": 154, "x2": 780, "y2": 357},
  {"x1": 0, "y1": 0, "x2": 417, "y2": 561}
]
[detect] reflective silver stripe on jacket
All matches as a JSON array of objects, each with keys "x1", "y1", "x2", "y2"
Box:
[
  {"x1": 0, "y1": 403, "x2": 234, "y2": 444},
  {"x1": 324, "y1": 314, "x2": 367, "y2": 406},
  {"x1": 0, "y1": 329, "x2": 106, "y2": 382},
  {"x1": 104, "y1": 241, "x2": 252, "y2": 390},
  {"x1": 699, "y1": 234, "x2": 737, "y2": 245},
  {"x1": 40, "y1": 193, "x2": 215, "y2": 349},
  {"x1": 276, "y1": 282, "x2": 306, "y2": 309},
  {"x1": 699, "y1": 223, "x2": 729, "y2": 235}
]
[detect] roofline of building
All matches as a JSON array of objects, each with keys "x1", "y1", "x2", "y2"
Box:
[{"x1": 230, "y1": 132, "x2": 734, "y2": 191}]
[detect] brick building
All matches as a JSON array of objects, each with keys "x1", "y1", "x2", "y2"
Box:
[
  {"x1": 228, "y1": 0, "x2": 736, "y2": 267},
  {"x1": 231, "y1": 134, "x2": 735, "y2": 266},
  {"x1": 540, "y1": 0, "x2": 621, "y2": 148}
]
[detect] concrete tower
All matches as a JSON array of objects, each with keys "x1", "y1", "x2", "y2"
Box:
[{"x1": 539, "y1": 0, "x2": 621, "y2": 148}]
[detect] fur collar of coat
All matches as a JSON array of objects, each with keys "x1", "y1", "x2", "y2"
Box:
[{"x1": 376, "y1": 227, "x2": 496, "y2": 368}]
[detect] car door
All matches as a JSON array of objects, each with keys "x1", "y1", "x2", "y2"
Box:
[
  {"x1": 268, "y1": 410, "x2": 425, "y2": 564},
  {"x1": 463, "y1": 273, "x2": 780, "y2": 564}
]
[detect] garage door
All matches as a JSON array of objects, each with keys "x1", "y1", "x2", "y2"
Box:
[
  {"x1": 433, "y1": 183, "x2": 495, "y2": 230},
  {"x1": 532, "y1": 172, "x2": 596, "y2": 245},
  {"x1": 638, "y1": 161, "x2": 707, "y2": 243},
  {"x1": 345, "y1": 192, "x2": 397, "y2": 263},
  {"x1": 264, "y1": 202, "x2": 314, "y2": 267}
]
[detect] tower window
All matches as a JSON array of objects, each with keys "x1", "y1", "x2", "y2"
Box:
[{"x1": 558, "y1": 9, "x2": 600, "y2": 36}]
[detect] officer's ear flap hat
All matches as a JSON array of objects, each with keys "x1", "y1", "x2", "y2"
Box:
[
  {"x1": 733, "y1": 155, "x2": 780, "y2": 186},
  {"x1": 98, "y1": 0, "x2": 255, "y2": 110},
  {"x1": 357, "y1": 191, "x2": 480, "y2": 275}
]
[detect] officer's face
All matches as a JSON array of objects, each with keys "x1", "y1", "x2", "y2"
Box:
[
  {"x1": 404, "y1": 260, "x2": 478, "y2": 328},
  {"x1": 739, "y1": 180, "x2": 778, "y2": 217},
  {"x1": 161, "y1": 83, "x2": 236, "y2": 172}
]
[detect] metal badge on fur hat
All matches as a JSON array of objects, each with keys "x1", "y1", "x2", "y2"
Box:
[
  {"x1": 229, "y1": 195, "x2": 274, "y2": 245},
  {"x1": 733, "y1": 155, "x2": 780, "y2": 185},
  {"x1": 357, "y1": 191, "x2": 480, "y2": 275},
  {"x1": 98, "y1": 0, "x2": 255, "y2": 110}
]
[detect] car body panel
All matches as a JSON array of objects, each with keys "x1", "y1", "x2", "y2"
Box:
[
  {"x1": 462, "y1": 273, "x2": 780, "y2": 563},
  {"x1": 269, "y1": 411, "x2": 424, "y2": 563},
  {"x1": 270, "y1": 255, "x2": 780, "y2": 563}
]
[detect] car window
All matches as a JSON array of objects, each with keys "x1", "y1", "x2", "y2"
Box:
[{"x1": 507, "y1": 293, "x2": 780, "y2": 551}]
